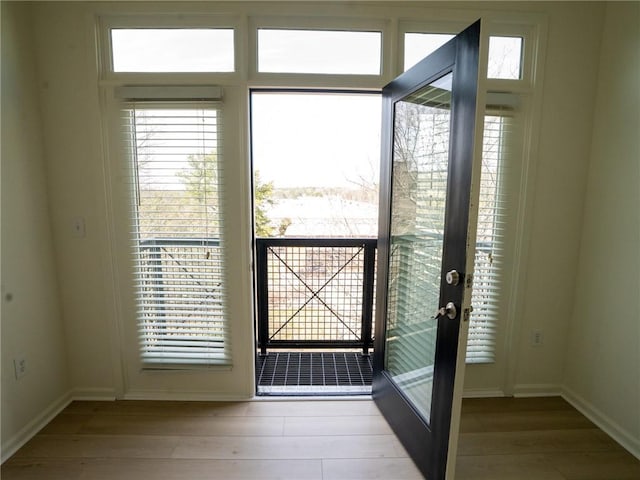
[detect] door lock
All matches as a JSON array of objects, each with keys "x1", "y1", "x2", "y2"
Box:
[
  {"x1": 445, "y1": 270, "x2": 460, "y2": 286},
  {"x1": 437, "y1": 302, "x2": 457, "y2": 320}
]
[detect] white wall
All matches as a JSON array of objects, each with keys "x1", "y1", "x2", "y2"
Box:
[
  {"x1": 462, "y1": 1, "x2": 607, "y2": 396},
  {"x1": 0, "y1": 2, "x2": 70, "y2": 461},
  {"x1": 505, "y1": 1, "x2": 605, "y2": 395},
  {"x1": 563, "y1": 2, "x2": 640, "y2": 458},
  {"x1": 32, "y1": 3, "x2": 129, "y2": 398}
]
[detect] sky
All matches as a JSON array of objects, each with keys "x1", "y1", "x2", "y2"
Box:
[{"x1": 251, "y1": 92, "x2": 382, "y2": 189}]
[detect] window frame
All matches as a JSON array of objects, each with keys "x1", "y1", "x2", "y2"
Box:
[
  {"x1": 99, "y1": 15, "x2": 243, "y2": 84},
  {"x1": 398, "y1": 19, "x2": 536, "y2": 90},
  {"x1": 248, "y1": 16, "x2": 391, "y2": 88},
  {"x1": 466, "y1": 99, "x2": 523, "y2": 365},
  {"x1": 256, "y1": 28, "x2": 383, "y2": 76},
  {"x1": 484, "y1": 21, "x2": 536, "y2": 90},
  {"x1": 113, "y1": 88, "x2": 232, "y2": 371},
  {"x1": 397, "y1": 20, "x2": 471, "y2": 75},
  {"x1": 96, "y1": 6, "x2": 548, "y2": 395}
]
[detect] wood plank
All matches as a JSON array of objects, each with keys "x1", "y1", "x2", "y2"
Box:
[
  {"x1": 460, "y1": 396, "x2": 573, "y2": 414},
  {"x1": 38, "y1": 414, "x2": 93, "y2": 435},
  {"x1": 1, "y1": 458, "x2": 83, "y2": 480},
  {"x1": 244, "y1": 400, "x2": 380, "y2": 417},
  {"x1": 13, "y1": 434, "x2": 180, "y2": 459},
  {"x1": 78, "y1": 414, "x2": 285, "y2": 436},
  {"x1": 283, "y1": 415, "x2": 393, "y2": 436},
  {"x1": 456, "y1": 450, "x2": 640, "y2": 480},
  {"x1": 458, "y1": 428, "x2": 622, "y2": 456},
  {"x1": 171, "y1": 434, "x2": 407, "y2": 460},
  {"x1": 455, "y1": 453, "x2": 566, "y2": 480},
  {"x1": 322, "y1": 458, "x2": 423, "y2": 479},
  {"x1": 63, "y1": 400, "x2": 251, "y2": 417},
  {"x1": 463, "y1": 409, "x2": 595, "y2": 433},
  {"x1": 458, "y1": 412, "x2": 484, "y2": 433},
  {"x1": 3, "y1": 457, "x2": 323, "y2": 480},
  {"x1": 545, "y1": 451, "x2": 640, "y2": 480}
]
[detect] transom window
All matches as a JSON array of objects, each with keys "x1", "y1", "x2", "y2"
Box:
[
  {"x1": 403, "y1": 32, "x2": 524, "y2": 80},
  {"x1": 488, "y1": 36, "x2": 523, "y2": 79},
  {"x1": 257, "y1": 29, "x2": 382, "y2": 75},
  {"x1": 110, "y1": 28, "x2": 235, "y2": 72},
  {"x1": 404, "y1": 33, "x2": 454, "y2": 71}
]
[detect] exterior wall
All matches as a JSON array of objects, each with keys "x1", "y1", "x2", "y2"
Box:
[
  {"x1": 1, "y1": 1, "x2": 70, "y2": 461},
  {"x1": 564, "y1": 1, "x2": 640, "y2": 458}
]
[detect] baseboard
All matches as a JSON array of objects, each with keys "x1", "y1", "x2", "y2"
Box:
[
  {"x1": 1, "y1": 390, "x2": 73, "y2": 464},
  {"x1": 123, "y1": 390, "x2": 253, "y2": 401},
  {"x1": 511, "y1": 383, "x2": 561, "y2": 397},
  {"x1": 562, "y1": 386, "x2": 640, "y2": 461},
  {"x1": 71, "y1": 387, "x2": 117, "y2": 401},
  {"x1": 462, "y1": 388, "x2": 506, "y2": 398}
]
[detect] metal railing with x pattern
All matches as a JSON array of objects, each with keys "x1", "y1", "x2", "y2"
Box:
[{"x1": 255, "y1": 238, "x2": 377, "y2": 355}]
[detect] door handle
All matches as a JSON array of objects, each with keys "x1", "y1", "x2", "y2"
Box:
[{"x1": 437, "y1": 302, "x2": 457, "y2": 320}]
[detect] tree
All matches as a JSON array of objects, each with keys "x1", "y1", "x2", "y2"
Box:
[
  {"x1": 177, "y1": 153, "x2": 218, "y2": 204},
  {"x1": 277, "y1": 217, "x2": 292, "y2": 236},
  {"x1": 254, "y1": 170, "x2": 275, "y2": 237},
  {"x1": 345, "y1": 156, "x2": 379, "y2": 204},
  {"x1": 177, "y1": 156, "x2": 281, "y2": 237}
]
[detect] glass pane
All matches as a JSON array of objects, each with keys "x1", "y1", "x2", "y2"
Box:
[
  {"x1": 258, "y1": 29, "x2": 381, "y2": 74},
  {"x1": 251, "y1": 92, "x2": 381, "y2": 237},
  {"x1": 385, "y1": 73, "x2": 453, "y2": 424},
  {"x1": 488, "y1": 36, "x2": 523, "y2": 79},
  {"x1": 111, "y1": 29, "x2": 235, "y2": 72},
  {"x1": 404, "y1": 33, "x2": 454, "y2": 71}
]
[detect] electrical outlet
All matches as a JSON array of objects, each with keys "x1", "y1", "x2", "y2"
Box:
[
  {"x1": 14, "y1": 355, "x2": 27, "y2": 379},
  {"x1": 531, "y1": 330, "x2": 544, "y2": 346}
]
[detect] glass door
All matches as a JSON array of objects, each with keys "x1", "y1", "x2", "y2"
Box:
[
  {"x1": 373, "y1": 21, "x2": 481, "y2": 480},
  {"x1": 384, "y1": 73, "x2": 453, "y2": 421}
]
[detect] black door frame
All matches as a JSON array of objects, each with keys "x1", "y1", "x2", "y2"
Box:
[{"x1": 372, "y1": 21, "x2": 481, "y2": 480}]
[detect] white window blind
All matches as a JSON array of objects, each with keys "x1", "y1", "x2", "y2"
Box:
[
  {"x1": 120, "y1": 94, "x2": 230, "y2": 368},
  {"x1": 467, "y1": 109, "x2": 516, "y2": 364}
]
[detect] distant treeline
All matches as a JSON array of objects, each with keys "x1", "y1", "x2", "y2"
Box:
[{"x1": 273, "y1": 187, "x2": 377, "y2": 203}]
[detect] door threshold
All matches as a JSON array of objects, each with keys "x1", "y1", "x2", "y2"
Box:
[
  {"x1": 256, "y1": 351, "x2": 373, "y2": 397},
  {"x1": 257, "y1": 385, "x2": 372, "y2": 397}
]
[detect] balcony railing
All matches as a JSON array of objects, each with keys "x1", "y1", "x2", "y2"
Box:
[
  {"x1": 136, "y1": 237, "x2": 495, "y2": 369},
  {"x1": 255, "y1": 238, "x2": 377, "y2": 355},
  {"x1": 138, "y1": 238, "x2": 223, "y2": 309}
]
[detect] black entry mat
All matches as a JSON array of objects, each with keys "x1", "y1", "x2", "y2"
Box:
[{"x1": 257, "y1": 352, "x2": 372, "y2": 394}]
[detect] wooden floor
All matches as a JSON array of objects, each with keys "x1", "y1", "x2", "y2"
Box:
[
  {"x1": 2, "y1": 396, "x2": 638, "y2": 479},
  {"x1": 457, "y1": 397, "x2": 639, "y2": 479}
]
